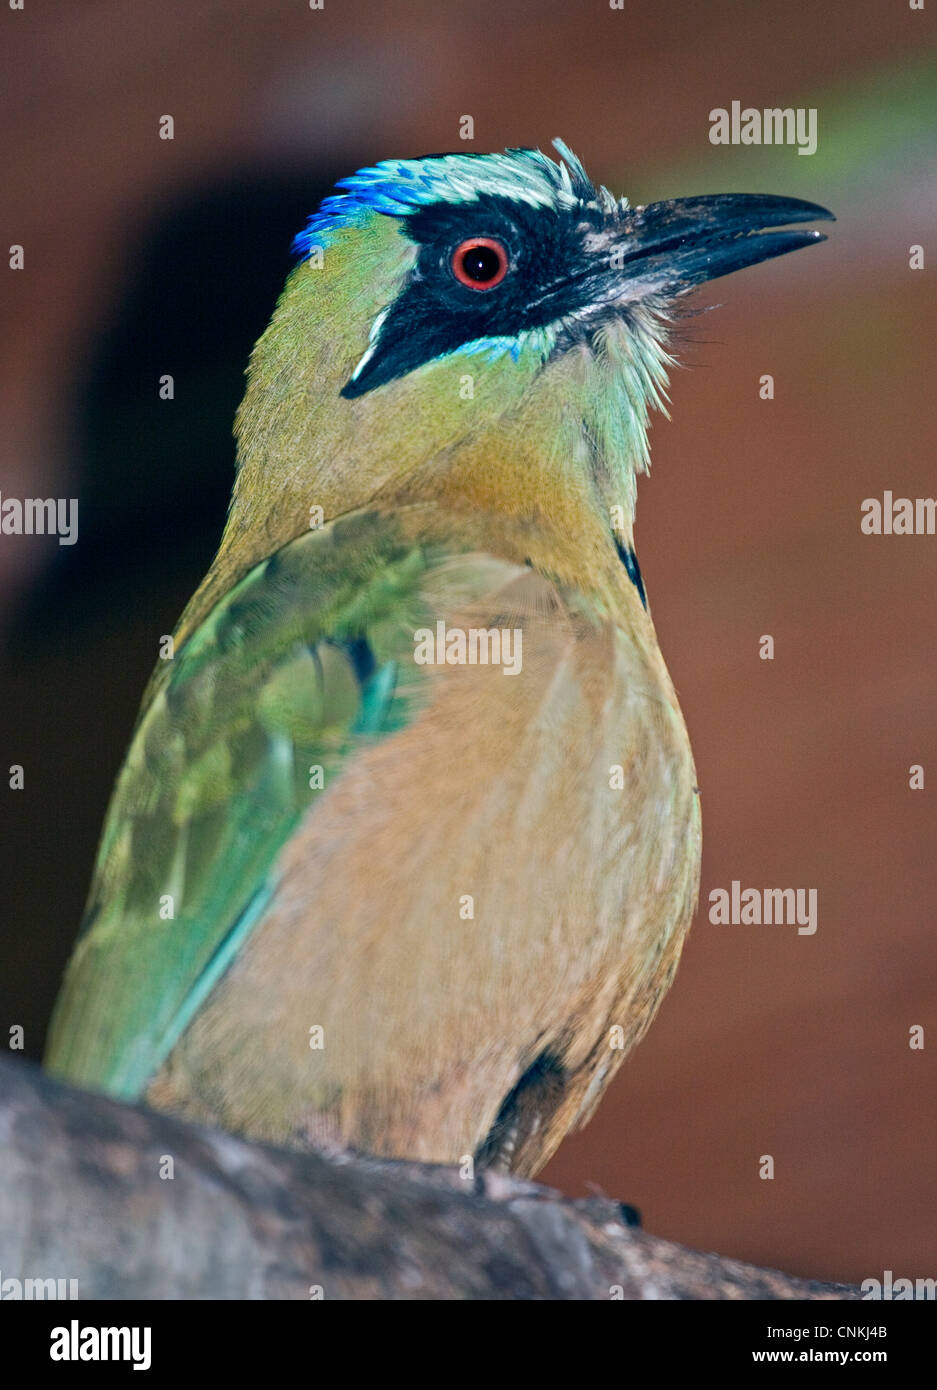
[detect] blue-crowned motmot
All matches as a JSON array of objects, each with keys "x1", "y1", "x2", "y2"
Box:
[{"x1": 45, "y1": 142, "x2": 832, "y2": 1175}]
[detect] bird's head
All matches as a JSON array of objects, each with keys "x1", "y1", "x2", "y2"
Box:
[{"x1": 222, "y1": 142, "x2": 831, "y2": 612}]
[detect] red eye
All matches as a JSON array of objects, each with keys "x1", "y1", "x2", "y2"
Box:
[{"x1": 451, "y1": 237, "x2": 509, "y2": 290}]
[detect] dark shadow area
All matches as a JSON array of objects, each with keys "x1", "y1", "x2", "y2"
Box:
[{"x1": 1, "y1": 166, "x2": 342, "y2": 1059}]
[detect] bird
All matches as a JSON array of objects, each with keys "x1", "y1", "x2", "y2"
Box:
[{"x1": 45, "y1": 141, "x2": 832, "y2": 1177}]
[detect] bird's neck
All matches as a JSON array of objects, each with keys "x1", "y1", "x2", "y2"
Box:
[{"x1": 180, "y1": 255, "x2": 669, "y2": 639}]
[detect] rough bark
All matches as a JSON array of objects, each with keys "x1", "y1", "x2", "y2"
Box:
[{"x1": 0, "y1": 1057, "x2": 856, "y2": 1301}]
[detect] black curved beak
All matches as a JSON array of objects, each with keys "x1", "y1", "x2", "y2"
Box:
[{"x1": 610, "y1": 193, "x2": 835, "y2": 295}]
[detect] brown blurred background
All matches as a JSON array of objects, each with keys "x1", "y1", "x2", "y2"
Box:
[{"x1": 1, "y1": 0, "x2": 935, "y2": 1288}]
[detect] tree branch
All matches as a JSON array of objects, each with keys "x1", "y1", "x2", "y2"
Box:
[{"x1": 0, "y1": 1057, "x2": 856, "y2": 1300}]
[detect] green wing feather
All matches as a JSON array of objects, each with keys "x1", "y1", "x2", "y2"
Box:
[{"x1": 44, "y1": 507, "x2": 446, "y2": 1099}]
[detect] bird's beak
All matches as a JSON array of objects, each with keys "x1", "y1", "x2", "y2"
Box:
[{"x1": 602, "y1": 193, "x2": 834, "y2": 299}]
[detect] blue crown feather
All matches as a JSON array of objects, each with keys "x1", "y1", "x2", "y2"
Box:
[{"x1": 292, "y1": 140, "x2": 615, "y2": 259}]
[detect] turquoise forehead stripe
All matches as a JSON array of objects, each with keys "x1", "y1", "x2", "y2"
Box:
[{"x1": 291, "y1": 143, "x2": 597, "y2": 258}]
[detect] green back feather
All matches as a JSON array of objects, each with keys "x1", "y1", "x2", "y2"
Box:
[{"x1": 45, "y1": 507, "x2": 468, "y2": 1098}]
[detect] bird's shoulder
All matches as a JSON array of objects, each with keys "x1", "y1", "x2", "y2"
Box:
[{"x1": 44, "y1": 503, "x2": 545, "y2": 1096}]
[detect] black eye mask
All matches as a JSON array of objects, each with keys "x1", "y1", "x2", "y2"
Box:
[{"x1": 340, "y1": 194, "x2": 598, "y2": 398}]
